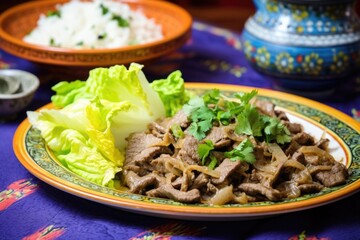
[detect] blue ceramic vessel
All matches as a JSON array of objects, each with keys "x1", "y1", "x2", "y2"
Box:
[{"x1": 242, "y1": 0, "x2": 360, "y2": 90}]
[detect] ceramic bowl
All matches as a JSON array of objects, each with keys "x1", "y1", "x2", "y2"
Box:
[
  {"x1": 0, "y1": 69, "x2": 40, "y2": 118},
  {"x1": 242, "y1": 0, "x2": 360, "y2": 91},
  {"x1": 0, "y1": 0, "x2": 192, "y2": 79}
]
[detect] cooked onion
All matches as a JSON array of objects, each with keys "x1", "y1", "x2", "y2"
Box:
[
  {"x1": 299, "y1": 146, "x2": 336, "y2": 163},
  {"x1": 276, "y1": 181, "x2": 301, "y2": 199},
  {"x1": 283, "y1": 159, "x2": 306, "y2": 170},
  {"x1": 208, "y1": 185, "x2": 234, "y2": 205},
  {"x1": 185, "y1": 165, "x2": 221, "y2": 178}
]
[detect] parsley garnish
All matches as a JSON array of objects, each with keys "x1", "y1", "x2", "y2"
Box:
[
  {"x1": 198, "y1": 138, "x2": 256, "y2": 168},
  {"x1": 47, "y1": 10, "x2": 61, "y2": 18},
  {"x1": 198, "y1": 140, "x2": 215, "y2": 165},
  {"x1": 198, "y1": 140, "x2": 218, "y2": 169},
  {"x1": 183, "y1": 89, "x2": 292, "y2": 168},
  {"x1": 112, "y1": 15, "x2": 129, "y2": 27},
  {"x1": 262, "y1": 115, "x2": 291, "y2": 144},
  {"x1": 97, "y1": 33, "x2": 107, "y2": 40},
  {"x1": 183, "y1": 89, "x2": 291, "y2": 145},
  {"x1": 171, "y1": 124, "x2": 184, "y2": 139},
  {"x1": 224, "y1": 138, "x2": 256, "y2": 164},
  {"x1": 100, "y1": 4, "x2": 109, "y2": 15},
  {"x1": 49, "y1": 38, "x2": 56, "y2": 46},
  {"x1": 184, "y1": 97, "x2": 216, "y2": 140}
]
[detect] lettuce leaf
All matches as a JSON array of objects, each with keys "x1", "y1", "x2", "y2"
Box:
[
  {"x1": 150, "y1": 70, "x2": 192, "y2": 117},
  {"x1": 28, "y1": 63, "x2": 166, "y2": 186}
]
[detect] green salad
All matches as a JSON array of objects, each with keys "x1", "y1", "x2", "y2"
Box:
[{"x1": 28, "y1": 63, "x2": 189, "y2": 187}]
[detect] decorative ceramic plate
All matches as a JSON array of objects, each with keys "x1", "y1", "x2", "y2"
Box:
[{"x1": 13, "y1": 83, "x2": 360, "y2": 220}]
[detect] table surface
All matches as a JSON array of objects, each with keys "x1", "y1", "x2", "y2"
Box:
[{"x1": 1, "y1": 22, "x2": 360, "y2": 240}]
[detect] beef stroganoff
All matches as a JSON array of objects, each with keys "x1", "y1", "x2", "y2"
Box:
[{"x1": 122, "y1": 90, "x2": 349, "y2": 205}]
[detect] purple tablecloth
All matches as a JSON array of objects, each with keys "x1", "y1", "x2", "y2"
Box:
[{"x1": 1, "y1": 22, "x2": 360, "y2": 240}]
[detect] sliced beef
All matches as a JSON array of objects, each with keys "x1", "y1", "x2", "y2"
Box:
[
  {"x1": 316, "y1": 138, "x2": 330, "y2": 151},
  {"x1": 238, "y1": 183, "x2": 282, "y2": 201},
  {"x1": 255, "y1": 100, "x2": 275, "y2": 117},
  {"x1": 283, "y1": 122, "x2": 303, "y2": 134},
  {"x1": 151, "y1": 154, "x2": 183, "y2": 176},
  {"x1": 123, "y1": 164, "x2": 149, "y2": 176},
  {"x1": 275, "y1": 110, "x2": 289, "y2": 121},
  {"x1": 204, "y1": 127, "x2": 232, "y2": 149},
  {"x1": 190, "y1": 173, "x2": 210, "y2": 190},
  {"x1": 314, "y1": 162, "x2": 349, "y2": 187},
  {"x1": 298, "y1": 182, "x2": 324, "y2": 193},
  {"x1": 177, "y1": 135, "x2": 201, "y2": 165},
  {"x1": 124, "y1": 171, "x2": 159, "y2": 194},
  {"x1": 285, "y1": 140, "x2": 301, "y2": 156},
  {"x1": 148, "y1": 121, "x2": 166, "y2": 137},
  {"x1": 146, "y1": 184, "x2": 201, "y2": 203},
  {"x1": 125, "y1": 133, "x2": 172, "y2": 166},
  {"x1": 212, "y1": 158, "x2": 241, "y2": 186},
  {"x1": 291, "y1": 151, "x2": 306, "y2": 165},
  {"x1": 159, "y1": 109, "x2": 190, "y2": 131},
  {"x1": 293, "y1": 132, "x2": 315, "y2": 146}
]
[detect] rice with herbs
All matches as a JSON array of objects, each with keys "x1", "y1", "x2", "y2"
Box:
[{"x1": 23, "y1": 0, "x2": 163, "y2": 49}]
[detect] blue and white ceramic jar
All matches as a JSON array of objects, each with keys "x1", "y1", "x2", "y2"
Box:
[{"x1": 242, "y1": 0, "x2": 360, "y2": 90}]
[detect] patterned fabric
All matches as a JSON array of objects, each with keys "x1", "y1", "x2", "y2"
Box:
[{"x1": 0, "y1": 21, "x2": 359, "y2": 240}]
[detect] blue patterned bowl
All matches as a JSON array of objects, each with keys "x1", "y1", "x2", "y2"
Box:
[{"x1": 242, "y1": 0, "x2": 360, "y2": 90}]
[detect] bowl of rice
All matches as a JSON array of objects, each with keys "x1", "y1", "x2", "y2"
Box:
[{"x1": 0, "y1": 0, "x2": 192, "y2": 77}]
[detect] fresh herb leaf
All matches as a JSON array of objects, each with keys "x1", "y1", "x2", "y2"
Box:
[
  {"x1": 184, "y1": 89, "x2": 290, "y2": 145},
  {"x1": 188, "y1": 114, "x2": 214, "y2": 140},
  {"x1": 208, "y1": 155, "x2": 218, "y2": 170},
  {"x1": 190, "y1": 106, "x2": 214, "y2": 122},
  {"x1": 98, "y1": 33, "x2": 107, "y2": 40},
  {"x1": 112, "y1": 15, "x2": 129, "y2": 27},
  {"x1": 235, "y1": 104, "x2": 262, "y2": 137},
  {"x1": 198, "y1": 140, "x2": 218, "y2": 169},
  {"x1": 234, "y1": 90, "x2": 258, "y2": 106},
  {"x1": 184, "y1": 97, "x2": 216, "y2": 140},
  {"x1": 224, "y1": 138, "x2": 256, "y2": 164},
  {"x1": 198, "y1": 140, "x2": 215, "y2": 165},
  {"x1": 183, "y1": 97, "x2": 204, "y2": 116},
  {"x1": 262, "y1": 115, "x2": 291, "y2": 144},
  {"x1": 216, "y1": 110, "x2": 232, "y2": 125},
  {"x1": 100, "y1": 4, "x2": 109, "y2": 15},
  {"x1": 47, "y1": 10, "x2": 61, "y2": 17},
  {"x1": 202, "y1": 89, "x2": 220, "y2": 105},
  {"x1": 188, "y1": 120, "x2": 212, "y2": 140},
  {"x1": 171, "y1": 124, "x2": 184, "y2": 139},
  {"x1": 49, "y1": 38, "x2": 56, "y2": 46}
]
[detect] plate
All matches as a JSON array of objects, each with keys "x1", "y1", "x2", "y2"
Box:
[{"x1": 13, "y1": 83, "x2": 360, "y2": 220}]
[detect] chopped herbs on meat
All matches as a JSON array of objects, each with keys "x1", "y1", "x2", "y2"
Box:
[
  {"x1": 198, "y1": 140, "x2": 215, "y2": 165},
  {"x1": 122, "y1": 88, "x2": 350, "y2": 205},
  {"x1": 224, "y1": 138, "x2": 256, "y2": 164},
  {"x1": 171, "y1": 124, "x2": 185, "y2": 139},
  {"x1": 184, "y1": 89, "x2": 291, "y2": 145}
]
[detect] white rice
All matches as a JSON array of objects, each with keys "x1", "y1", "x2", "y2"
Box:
[{"x1": 23, "y1": 0, "x2": 163, "y2": 49}]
